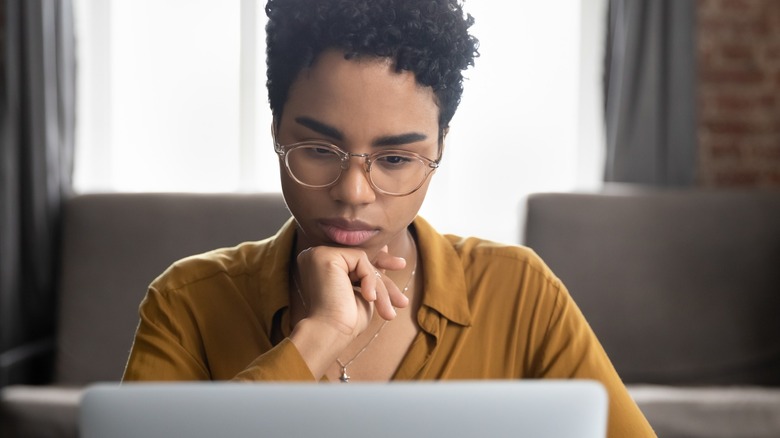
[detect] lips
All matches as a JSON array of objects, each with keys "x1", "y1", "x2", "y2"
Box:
[{"x1": 319, "y1": 219, "x2": 379, "y2": 246}]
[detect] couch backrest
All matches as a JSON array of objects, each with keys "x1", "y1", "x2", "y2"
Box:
[
  {"x1": 524, "y1": 189, "x2": 780, "y2": 386},
  {"x1": 54, "y1": 193, "x2": 290, "y2": 384}
]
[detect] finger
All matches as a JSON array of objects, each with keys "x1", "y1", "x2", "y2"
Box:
[
  {"x1": 388, "y1": 283, "x2": 410, "y2": 309},
  {"x1": 373, "y1": 272, "x2": 397, "y2": 320},
  {"x1": 374, "y1": 249, "x2": 406, "y2": 272},
  {"x1": 352, "y1": 254, "x2": 381, "y2": 303},
  {"x1": 352, "y1": 270, "x2": 379, "y2": 303}
]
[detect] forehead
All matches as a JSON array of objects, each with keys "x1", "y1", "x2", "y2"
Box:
[{"x1": 280, "y1": 50, "x2": 440, "y2": 139}]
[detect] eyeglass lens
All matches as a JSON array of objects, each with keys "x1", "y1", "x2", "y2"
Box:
[{"x1": 285, "y1": 145, "x2": 431, "y2": 195}]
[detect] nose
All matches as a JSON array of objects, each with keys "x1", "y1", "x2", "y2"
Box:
[{"x1": 329, "y1": 155, "x2": 376, "y2": 204}]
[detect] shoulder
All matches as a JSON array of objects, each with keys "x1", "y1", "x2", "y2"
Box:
[
  {"x1": 155, "y1": 242, "x2": 263, "y2": 288},
  {"x1": 148, "y1": 219, "x2": 295, "y2": 297},
  {"x1": 413, "y1": 215, "x2": 563, "y2": 293},
  {"x1": 151, "y1": 240, "x2": 268, "y2": 293},
  {"x1": 445, "y1": 234, "x2": 562, "y2": 288},
  {"x1": 444, "y1": 234, "x2": 545, "y2": 267},
  {"x1": 415, "y1": 219, "x2": 565, "y2": 303}
]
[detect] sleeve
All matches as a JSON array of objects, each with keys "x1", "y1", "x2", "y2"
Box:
[
  {"x1": 122, "y1": 287, "x2": 316, "y2": 382},
  {"x1": 534, "y1": 283, "x2": 657, "y2": 438},
  {"x1": 231, "y1": 338, "x2": 315, "y2": 381}
]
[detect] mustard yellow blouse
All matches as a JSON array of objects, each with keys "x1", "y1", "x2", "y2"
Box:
[{"x1": 123, "y1": 216, "x2": 655, "y2": 437}]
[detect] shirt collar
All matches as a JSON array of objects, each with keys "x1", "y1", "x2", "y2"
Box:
[{"x1": 413, "y1": 216, "x2": 473, "y2": 327}]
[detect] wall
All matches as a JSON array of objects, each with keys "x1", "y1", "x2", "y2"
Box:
[{"x1": 697, "y1": 0, "x2": 780, "y2": 187}]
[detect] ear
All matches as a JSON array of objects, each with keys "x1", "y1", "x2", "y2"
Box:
[
  {"x1": 271, "y1": 119, "x2": 283, "y2": 156},
  {"x1": 438, "y1": 126, "x2": 449, "y2": 157}
]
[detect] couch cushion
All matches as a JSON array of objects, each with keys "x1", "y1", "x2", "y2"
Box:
[
  {"x1": 629, "y1": 385, "x2": 780, "y2": 438},
  {"x1": 524, "y1": 190, "x2": 780, "y2": 385},
  {"x1": 54, "y1": 193, "x2": 290, "y2": 384},
  {"x1": 0, "y1": 386, "x2": 82, "y2": 438}
]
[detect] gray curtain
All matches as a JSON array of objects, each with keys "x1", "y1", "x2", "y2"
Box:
[
  {"x1": 604, "y1": 0, "x2": 697, "y2": 185},
  {"x1": 0, "y1": 0, "x2": 75, "y2": 386}
]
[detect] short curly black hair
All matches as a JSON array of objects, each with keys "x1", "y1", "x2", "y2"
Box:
[{"x1": 265, "y1": 0, "x2": 479, "y2": 132}]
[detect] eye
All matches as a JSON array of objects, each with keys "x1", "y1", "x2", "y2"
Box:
[
  {"x1": 374, "y1": 153, "x2": 416, "y2": 170},
  {"x1": 384, "y1": 155, "x2": 411, "y2": 164},
  {"x1": 301, "y1": 145, "x2": 339, "y2": 160}
]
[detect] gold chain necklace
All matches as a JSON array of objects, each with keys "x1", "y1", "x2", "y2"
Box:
[{"x1": 293, "y1": 238, "x2": 417, "y2": 383}]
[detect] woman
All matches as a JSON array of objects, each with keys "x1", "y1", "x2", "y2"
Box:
[{"x1": 123, "y1": 0, "x2": 655, "y2": 435}]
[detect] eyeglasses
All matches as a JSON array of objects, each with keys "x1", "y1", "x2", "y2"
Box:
[{"x1": 274, "y1": 139, "x2": 440, "y2": 197}]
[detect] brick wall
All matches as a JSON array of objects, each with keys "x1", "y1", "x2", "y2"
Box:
[{"x1": 697, "y1": 0, "x2": 780, "y2": 187}]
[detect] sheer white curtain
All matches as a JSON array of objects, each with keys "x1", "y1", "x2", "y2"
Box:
[{"x1": 73, "y1": 0, "x2": 606, "y2": 244}]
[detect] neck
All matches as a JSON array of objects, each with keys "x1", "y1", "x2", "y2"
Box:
[{"x1": 387, "y1": 227, "x2": 417, "y2": 266}]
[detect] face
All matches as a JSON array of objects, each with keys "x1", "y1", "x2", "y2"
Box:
[{"x1": 276, "y1": 49, "x2": 441, "y2": 259}]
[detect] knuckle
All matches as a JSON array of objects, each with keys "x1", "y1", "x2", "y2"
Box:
[{"x1": 305, "y1": 246, "x2": 328, "y2": 258}]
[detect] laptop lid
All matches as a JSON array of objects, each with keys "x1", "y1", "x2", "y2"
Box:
[{"x1": 80, "y1": 380, "x2": 607, "y2": 438}]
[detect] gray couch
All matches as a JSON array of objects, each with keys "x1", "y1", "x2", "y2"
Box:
[
  {"x1": 0, "y1": 193, "x2": 291, "y2": 438},
  {"x1": 4, "y1": 189, "x2": 780, "y2": 437},
  {"x1": 523, "y1": 189, "x2": 780, "y2": 438}
]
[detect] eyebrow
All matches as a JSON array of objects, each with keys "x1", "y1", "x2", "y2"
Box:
[
  {"x1": 295, "y1": 116, "x2": 429, "y2": 147},
  {"x1": 295, "y1": 117, "x2": 343, "y2": 141},
  {"x1": 374, "y1": 132, "x2": 428, "y2": 147}
]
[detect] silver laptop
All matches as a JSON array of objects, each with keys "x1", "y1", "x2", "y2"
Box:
[{"x1": 80, "y1": 380, "x2": 607, "y2": 438}]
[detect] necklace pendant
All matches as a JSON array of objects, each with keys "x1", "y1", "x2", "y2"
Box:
[{"x1": 339, "y1": 367, "x2": 350, "y2": 383}]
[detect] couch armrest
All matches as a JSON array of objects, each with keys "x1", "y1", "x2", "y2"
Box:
[
  {"x1": 629, "y1": 385, "x2": 780, "y2": 438},
  {"x1": 0, "y1": 385, "x2": 82, "y2": 438}
]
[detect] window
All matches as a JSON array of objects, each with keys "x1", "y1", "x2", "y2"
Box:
[{"x1": 73, "y1": 0, "x2": 606, "y2": 244}]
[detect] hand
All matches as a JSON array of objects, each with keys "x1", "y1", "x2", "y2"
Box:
[{"x1": 295, "y1": 245, "x2": 408, "y2": 337}]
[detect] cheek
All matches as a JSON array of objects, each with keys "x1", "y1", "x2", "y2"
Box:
[
  {"x1": 386, "y1": 183, "x2": 430, "y2": 225},
  {"x1": 280, "y1": 172, "x2": 312, "y2": 218}
]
